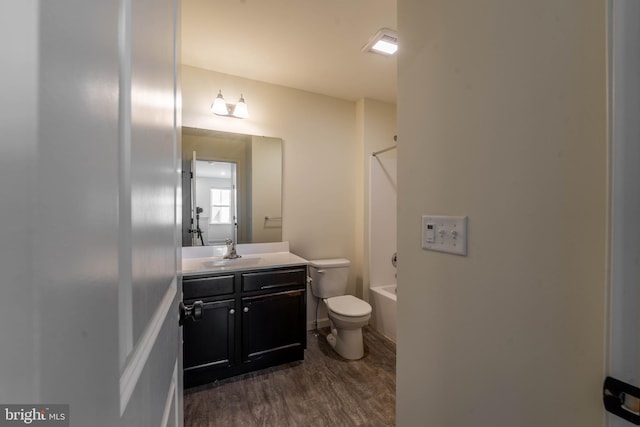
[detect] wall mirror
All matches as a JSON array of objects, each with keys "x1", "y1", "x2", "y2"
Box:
[{"x1": 182, "y1": 127, "x2": 283, "y2": 246}]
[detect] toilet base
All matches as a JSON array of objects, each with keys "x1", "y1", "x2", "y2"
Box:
[{"x1": 326, "y1": 325, "x2": 365, "y2": 360}]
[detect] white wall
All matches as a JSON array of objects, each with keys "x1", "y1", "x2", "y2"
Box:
[{"x1": 397, "y1": 1, "x2": 607, "y2": 426}]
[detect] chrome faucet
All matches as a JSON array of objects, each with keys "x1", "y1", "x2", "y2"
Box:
[{"x1": 223, "y1": 239, "x2": 241, "y2": 259}]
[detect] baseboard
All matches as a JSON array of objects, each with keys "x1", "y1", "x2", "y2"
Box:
[{"x1": 307, "y1": 317, "x2": 330, "y2": 331}]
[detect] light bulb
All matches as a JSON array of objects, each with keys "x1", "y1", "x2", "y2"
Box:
[
  {"x1": 232, "y1": 94, "x2": 249, "y2": 119},
  {"x1": 211, "y1": 90, "x2": 229, "y2": 115}
]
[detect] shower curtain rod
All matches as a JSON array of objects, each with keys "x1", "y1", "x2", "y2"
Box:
[{"x1": 372, "y1": 144, "x2": 397, "y2": 157}]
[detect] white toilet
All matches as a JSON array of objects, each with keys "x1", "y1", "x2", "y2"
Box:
[{"x1": 308, "y1": 259, "x2": 372, "y2": 360}]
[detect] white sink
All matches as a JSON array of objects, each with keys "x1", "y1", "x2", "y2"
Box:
[
  {"x1": 201, "y1": 257, "x2": 262, "y2": 268},
  {"x1": 182, "y1": 242, "x2": 309, "y2": 276}
]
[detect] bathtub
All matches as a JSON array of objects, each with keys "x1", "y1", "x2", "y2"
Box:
[{"x1": 370, "y1": 284, "x2": 397, "y2": 343}]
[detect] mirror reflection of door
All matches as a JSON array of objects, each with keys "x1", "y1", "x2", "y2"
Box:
[
  {"x1": 192, "y1": 158, "x2": 238, "y2": 246},
  {"x1": 190, "y1": 151, "x2": 202, "y2": 246},
  {"x1": 181, "y1": 127, "x2": 283, "y2": 246}
]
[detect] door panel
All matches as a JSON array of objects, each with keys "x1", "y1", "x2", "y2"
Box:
[
  {"x1": 609, "y1": 0, "x2": 640, "y2": 425},
  {"x1": 129, "y1": 0, "x2": 180, "y2": 346},
  {"x1": 35, "y1": 1, "x2": 122, "y2": 423}
]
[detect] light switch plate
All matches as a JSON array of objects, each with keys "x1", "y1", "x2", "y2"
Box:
[{"x1": 422, "y1": 215, "x2": 468, "y2": 256}]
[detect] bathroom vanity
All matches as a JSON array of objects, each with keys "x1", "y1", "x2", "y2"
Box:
[{"x1": 181, "y1": 243, "x2": 307, "y2": 388}]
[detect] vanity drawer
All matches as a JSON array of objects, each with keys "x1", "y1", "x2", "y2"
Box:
[
  {"x1": 183, "y1": 274, "x2": 235, "y2": 300},
  {"x1": 242, "y1": 268, "x2": 306, "y2": 292}
]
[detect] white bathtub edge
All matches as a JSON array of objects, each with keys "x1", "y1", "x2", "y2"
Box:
[{"x1": 370, "y1": 284, "x2": 397, "y2": 343}]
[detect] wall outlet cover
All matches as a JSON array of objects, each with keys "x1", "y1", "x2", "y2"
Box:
[{"x1": 421, "y1": 215, "x2": 468, "y2": 256}]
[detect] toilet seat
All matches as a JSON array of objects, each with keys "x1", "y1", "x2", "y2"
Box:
[{"x1": 325, "y1": 295, "x2": 372, "y2": 317}]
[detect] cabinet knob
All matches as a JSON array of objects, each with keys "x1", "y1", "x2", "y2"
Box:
[
  {"x1": 229, "y1": 309, "x2": 235, "y2": 315},
  {"x1": 243, "y1": 307, "x2": 249, "y2": 313}
]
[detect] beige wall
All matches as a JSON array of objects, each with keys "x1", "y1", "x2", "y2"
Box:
[
  {"x1": 251, "y1": 136, "x2": 282, "y2": 243},
  {"x1": 396, "y1": 1, "x2": 607, "y2": 426}
]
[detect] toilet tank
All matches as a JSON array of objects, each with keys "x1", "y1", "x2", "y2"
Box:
[{"x1": 308, "y1": 258, "x2": 350, "y2": 299}]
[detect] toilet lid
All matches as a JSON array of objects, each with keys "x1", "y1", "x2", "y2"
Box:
[
  {"x1": 308, "y1": 258, "x2": 350, "y2": 268},
  {"x1": 326, "y1": 295, "x2": 372, "y2": 317}
]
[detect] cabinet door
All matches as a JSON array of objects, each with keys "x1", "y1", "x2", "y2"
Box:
[
  {"x1": 183, "y1": 299, "x2": 235, "y2": 371},
  {"x1": 242, "y1": 290, "x2": 305, "y2": 362}
]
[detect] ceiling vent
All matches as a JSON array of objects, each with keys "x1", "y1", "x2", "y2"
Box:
[{"x1": 362, "y1": 28, "x2": 398, "y2": 56}]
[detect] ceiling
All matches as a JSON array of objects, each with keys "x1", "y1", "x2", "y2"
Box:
[{"x1": 181, "y1": 0, "x2": 398, "y2": 104}]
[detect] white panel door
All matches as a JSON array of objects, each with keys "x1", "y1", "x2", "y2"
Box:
[
  {"x1": 607, "y1": 0, "x2": 640, "y2": 426},
  {"x1": 0, "y1": 0, "x2": 182, "y2": 426},
  {"x1": 120, "y1": 0, "x2": 182, "y2": 424}
]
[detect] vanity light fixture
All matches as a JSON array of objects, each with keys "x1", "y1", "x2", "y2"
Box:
[
  {"x1": 211, "y1": 90, "x2": 250, "y2": 119},
  {"x1": 362, "y1": 28, "x2": 398, "y2": 56}
]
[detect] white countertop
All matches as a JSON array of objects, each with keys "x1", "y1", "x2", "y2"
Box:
[{"x1": 182, "y1": 242, "x2": 308, "y2": 276}]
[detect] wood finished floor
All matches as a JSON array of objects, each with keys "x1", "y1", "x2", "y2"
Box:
[{"x1": 184, "y1": 326, "x2": 396, "y2": 427}]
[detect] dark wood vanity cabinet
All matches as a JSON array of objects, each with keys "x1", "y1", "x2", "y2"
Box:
[{"x1": 182, "y1": 266, "x2": 306, "y2": 388}]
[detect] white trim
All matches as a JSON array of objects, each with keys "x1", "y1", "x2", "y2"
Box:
[
  {"x1": 604, "y1": 2, "x2": 613, "y2": 427},
  {"x1": 119, "y1": 281, "x2": 177, "y2": 415},
  {"x1": 160, "y1": 361, "x2": 178, "y2": 427},
  {"x1": 117, "y1": 0, "x2": 134, "y2": 369}
]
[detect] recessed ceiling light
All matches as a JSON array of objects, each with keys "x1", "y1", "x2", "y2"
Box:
[{"x1": 363, "y1": 28, "x2": 398, "y2": 56}]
